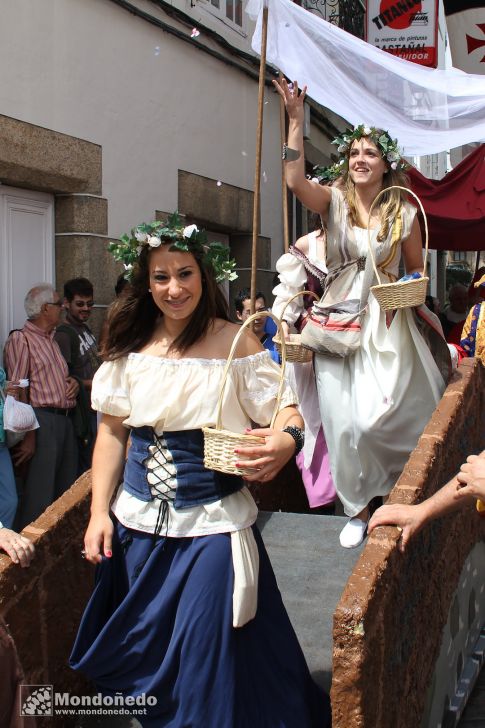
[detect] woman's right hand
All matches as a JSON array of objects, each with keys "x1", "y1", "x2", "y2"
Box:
[
  {"x1": 83, "y1": 512, "x2": 113, "y2": 564},
  {"x1": 281, "y1": 320, "x2": 290, "y2": 340},
  {"x1": 272, "y1": 78, "x2": 307, "y2": 123}
]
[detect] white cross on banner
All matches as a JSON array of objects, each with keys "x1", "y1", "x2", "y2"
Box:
[
  {"x1": 246, "y1": 0, "x2": 485, "y2": 155},
  {"x1": 444, "y1": 1, "x2": 485, "y2": 74}
]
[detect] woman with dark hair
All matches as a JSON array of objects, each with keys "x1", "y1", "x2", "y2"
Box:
[
  {"x1": 70, "y1": 215, "x2": 330, "y2": 727},
  {"x1": 275, "y1": 78, "x2": 449, "y2": 548}
]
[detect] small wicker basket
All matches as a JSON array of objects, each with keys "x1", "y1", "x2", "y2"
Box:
[
  {"x1": 203, "y1": 311, "x2": 287, "y2": 475},
  {"x1": 367, "y1": 186, "x2": 429, "y2": 311},
  {"x1": 272, "y1": 290, "x2": 319, "y2": 363}
]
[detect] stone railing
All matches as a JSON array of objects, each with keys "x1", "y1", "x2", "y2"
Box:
[
  {"x1": 332, "y1": 359, "x2": 485, "y2": 727},
  {"x1": 0, "y1": 472, "x2": 93, "y2": 701}
]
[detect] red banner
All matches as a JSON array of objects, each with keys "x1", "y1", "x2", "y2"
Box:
[{"x1": 366, "y1": 0, "x2": 439, "y2": 67}]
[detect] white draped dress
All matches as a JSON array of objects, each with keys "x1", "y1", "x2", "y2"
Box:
[{"x1": 314, "y1": 188, "x2": 446, "y2": 517}]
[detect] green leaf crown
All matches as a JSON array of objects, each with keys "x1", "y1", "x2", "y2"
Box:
[
  {"x1": 311, "y1": 124, "x2": 407, "y2": 184},
  {"x1": 108, "y1": 212, "x2": 238, "y2": 284}
]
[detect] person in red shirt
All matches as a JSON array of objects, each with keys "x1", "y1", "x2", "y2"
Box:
[{"x1": 3, "y1": 284, "x2": 78, "y2": 528}]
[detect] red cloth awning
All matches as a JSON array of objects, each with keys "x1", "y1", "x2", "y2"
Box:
[{"x1": 408, "y1": 144, "x2": 485, "y2": 251}]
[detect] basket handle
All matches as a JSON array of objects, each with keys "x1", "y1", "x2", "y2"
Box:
[
  {"x1": 214, "y1": 311, "x2": 287, "y2": 432},
  {"x1": 279, "y1": 290, "x2": 320, "y2": 323},
  {"x1": 366, "y1": 186, "x2": 429, "y2": 286}
]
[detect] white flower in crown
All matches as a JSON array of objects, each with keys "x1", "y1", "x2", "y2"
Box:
[
  {"x1": 183, "y1": 224, "x2": 199, "y2": 238},
  {"x1": 123, "y1": 263, "x2": 133, "y2": 271},
  {"x1": 136, "y1": 245, "x2": 143, "y2": 254},
  {"x1": 387, "y1": 150, "x2": 400, "y2": 162},
  {"x1": 134, "y1": 229, "x2": 148, "y2": 243},
  {"x1": 363, "y1": 126, "x2": 372, "y2": 136},
  {"x1": 148, "y1": 235, "x2": 162, "y2": 248},
  {"x1": 390, "y1": 162, "x2": 398, "y2": 170},
  {"x1": 337, "y1": 144, "x2": 347, "y2": 153}
]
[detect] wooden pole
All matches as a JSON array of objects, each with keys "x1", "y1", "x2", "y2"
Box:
[
  {"x1": 279, "y1": 72, "x2": 290, "y2": 253},
  {"x1": 250, "y1": 5, "x2": 269, "y2": 315}
]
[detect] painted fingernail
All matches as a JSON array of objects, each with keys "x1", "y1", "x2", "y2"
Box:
[
  {"x1": 105, "y1": 550, "x2": 112, "y2": 558},
  {"x1": 234, "y1": 449, "x2": 239, "y2": 454},
  {"x1": 245, "y1": 428, "x2": 251, "y2": 433}
]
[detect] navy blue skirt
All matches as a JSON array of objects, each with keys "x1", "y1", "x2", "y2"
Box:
[{"x1": 70, "y1": 520, "x2": 331, "y2": 727}]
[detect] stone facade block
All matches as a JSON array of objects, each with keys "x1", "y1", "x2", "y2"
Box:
[
  {"x1": 0, "y1": 115, "x2": 102, "y2": 194},
  {"x1": 178, "y1": 170, "x2": 254, "y2": 233},
  {"x1": 230, "y1": 234, "x2": 271, "y2": 270},
  {"x1": 55, "y1": 234, "x2": 122, "y2": 306},
  {"x1": 55, "y1": 195, "x2": 108, "y2": 235}
]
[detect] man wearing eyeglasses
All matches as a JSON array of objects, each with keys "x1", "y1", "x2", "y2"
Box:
[
  {"x1": 55, "y1": 278, "x2": 101, "y2": 474},
  {"x1": 3, "y1": 283, "x2": 79, "y2": 528}
]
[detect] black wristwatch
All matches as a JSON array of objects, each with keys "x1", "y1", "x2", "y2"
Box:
[{"x1": 282, "y1": 425, "x2": 304, "y2": 455}]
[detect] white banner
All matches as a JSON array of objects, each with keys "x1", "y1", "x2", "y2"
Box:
[
  {"x1": 246, "y1": 0, "x2": 485, "y2": 155},
  {"x1": 366, "y1": 0, "x2": 438, "y2": 67}
]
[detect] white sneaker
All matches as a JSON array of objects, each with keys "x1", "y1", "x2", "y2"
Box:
[{"x1": 339, "y1": 517, "x2": 368, "y2": 548}]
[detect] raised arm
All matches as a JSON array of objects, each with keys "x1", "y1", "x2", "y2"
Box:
[{"x1": 273, "y1": 78, "x2": 332, "y2": 216}]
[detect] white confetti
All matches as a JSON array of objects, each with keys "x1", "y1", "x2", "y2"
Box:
[
  {"x1": 216, "y1": 180, "x2": 222, "y2": 187},
  {"x1": 241, "y1": 150, "x2": 247, "y2": 157},
  {"x1": 154, "y1": 46, "x2": 160, "y2": 56},
  {"x1": 191, "y1": 27, "x2": 200, "y2": 38},
  {"x1": 262, "y1": 171, "x2": 268, "y2": 183}
]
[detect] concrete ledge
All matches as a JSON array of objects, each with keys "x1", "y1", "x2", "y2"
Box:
[
  {"x1": 0, "y1": 115, "x2": 102, "y2": 195},
  {"x1": 332, "y1": 359, "x2": 485, "y2": 728},
  {"x1": 178, "y1": 169, "x2": 254, "y2": 233},
  {"x1": 0, "y1": 473, "x2": 93, "y2": 695},
  {"x1": 55, "y1": 195, "x2": 108, "y2": 235},
  {"x1": 55, "y1": 234, "x2": 122, "y2": 305}
]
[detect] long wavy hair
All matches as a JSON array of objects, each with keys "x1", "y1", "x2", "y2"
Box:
[
  {"x1": 343, "y1": 133, "x2": 411, "y2": 241},
  {"x1": 102, "y1": 243, "x2": 230, "y2": 360}
]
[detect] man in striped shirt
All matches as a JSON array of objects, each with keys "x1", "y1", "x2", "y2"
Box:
[{"x1": 4, "y1": 283, "x2": 79, "y2": 528}]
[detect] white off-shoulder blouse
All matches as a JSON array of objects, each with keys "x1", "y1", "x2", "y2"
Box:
[{"x1": 91, "y1": 350, "x2": 298, "y2": 538}]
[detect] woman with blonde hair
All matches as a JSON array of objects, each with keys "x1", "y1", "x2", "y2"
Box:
[{"x1": 275, "y1": 78, "x2": 449, "y2": 548}]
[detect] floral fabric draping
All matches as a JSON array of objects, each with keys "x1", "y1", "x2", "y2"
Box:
[{"x1": 246, "y1": 0, "x2": 485, "y2": 155}]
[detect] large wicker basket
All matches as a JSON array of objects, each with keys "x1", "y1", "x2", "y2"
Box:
[
  {"x1": 203, "y1": 311, "x2": 287, "y2": 475},
  {"x1": 272, "y1": 290, "x2": 319, "y2": 363},
  {"x1": 367, "y1": 186, "x2": 429, "y2": 311}
]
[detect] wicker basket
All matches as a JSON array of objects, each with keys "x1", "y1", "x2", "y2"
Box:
[
  {"x1": 203, "y1": 311, "x2": 287, "y2": 475},
  {"x1": 367, "y1": 186, "x2": 429, "y2": 311},
  {"x1": 272, "y1": 290, "x2": 319, "y2": 363}
]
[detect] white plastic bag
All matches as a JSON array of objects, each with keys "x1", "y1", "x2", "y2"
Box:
[{"x1": 3, "y1": 395, "x2": 39, "y2": 433}]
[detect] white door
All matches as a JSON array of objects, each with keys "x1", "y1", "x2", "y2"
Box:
[{"x1": 0, "y1": 186, "x2": 54, "y2": 349}]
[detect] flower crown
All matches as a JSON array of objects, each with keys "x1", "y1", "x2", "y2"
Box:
[
  {"x1": 311, "y1": 124, "x2": 407, "y2": 183},
  {"x1": 108, "y1": 212, "x2": 238, "y2": 284}
]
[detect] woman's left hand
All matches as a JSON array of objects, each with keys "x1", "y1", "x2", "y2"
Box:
[{"x1": 235, "y1": 428, "x2": 296, "y2": 482}]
